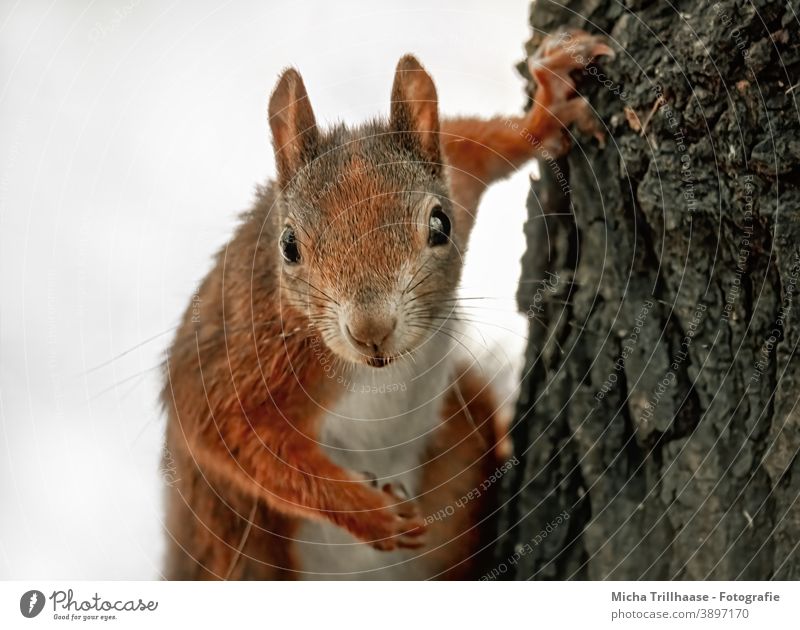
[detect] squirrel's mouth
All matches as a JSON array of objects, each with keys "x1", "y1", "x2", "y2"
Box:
[{"x1": 366, "y1": 355, "x2": 394, "y2": 368}]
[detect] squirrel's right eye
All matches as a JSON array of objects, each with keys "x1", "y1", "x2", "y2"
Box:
[
  {"x1": 428, "y1": 206, "x2": 451, "y2": 247},
  {"x1": 280, "y1": 226, "x2": 300, "y2": 264}
]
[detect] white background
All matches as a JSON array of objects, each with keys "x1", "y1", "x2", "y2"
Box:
[{"x1": 0, "y1": 0, "x2": 535, "y2": 579}]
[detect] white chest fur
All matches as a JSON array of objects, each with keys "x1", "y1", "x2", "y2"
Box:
[{"x1": 296, "y1": 338, "x2": 455, "y2": 580}]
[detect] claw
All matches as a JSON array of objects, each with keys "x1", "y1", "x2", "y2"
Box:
[
  {"x1": 366, "y1": 484, "x2": 427, "y2": 551},
  {"x1": 523, "y1": 29, "x2": 614, "y2": 155},
  {"x1": 360, "y1": 470, "x2": 379, "y2": 487},
  {"x1": 591, "y1": 42, "x2": 616, "y2": 59},
  {"x1": 398, "y1": 534, "x2": 426, "y2": 550},
  {"x1": 382, "y1": 481, "x2": 410, "y2": 501}
]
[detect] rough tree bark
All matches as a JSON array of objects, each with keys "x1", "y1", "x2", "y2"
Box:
[{"x1": 496, "y1": 0, "x2": 800, "y2": 579}]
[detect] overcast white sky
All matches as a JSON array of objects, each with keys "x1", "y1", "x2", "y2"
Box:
[{"x1": 0, "y1": 0, "x2": 535, "y2": 579}]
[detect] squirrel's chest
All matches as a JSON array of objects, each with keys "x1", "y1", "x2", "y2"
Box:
[
  {"x1": 296, "y1": 353, "x2": 453, "y2": 580},
  {"x1": 318, "y1": 366, "x2": 449, "y2": 483}
]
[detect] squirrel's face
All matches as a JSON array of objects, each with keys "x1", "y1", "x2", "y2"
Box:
[{"x1": 268, "y1": 56, "x2": 462, "y2": 368}]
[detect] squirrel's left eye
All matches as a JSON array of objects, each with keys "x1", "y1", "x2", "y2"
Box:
[
  {"x1": 428, "y1": 206, "x2": 451, "y2": 247},
  {"x1": 280, "y1": 226, "x2": 301, "y2": 264}
]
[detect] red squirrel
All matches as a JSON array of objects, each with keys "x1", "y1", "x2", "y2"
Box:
[{"x1": 162, "y1": 31, "x2": 612, "y2": 579}]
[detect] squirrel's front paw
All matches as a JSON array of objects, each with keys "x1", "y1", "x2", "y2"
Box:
[
  {"x1": 529, "y1": 30, "x2": 614, "y2": 97},
  {"x1": 368, "y1": 483, "x2": 427, "y2": 551},
  {"x1": 526, "y1": 30, "x2": 615, "y2": 153},
  {"x1": 333, "y1": 479, "x2": 426, "y2": 550}
]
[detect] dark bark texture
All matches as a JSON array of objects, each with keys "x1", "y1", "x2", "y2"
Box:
[{"x1": 496, "y1": 0, "x2": 800, "y2": 579}]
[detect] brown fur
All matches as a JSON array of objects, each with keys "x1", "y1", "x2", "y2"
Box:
[{"x1": 162, "y1": 32, "x2": 611, "y2": 579}]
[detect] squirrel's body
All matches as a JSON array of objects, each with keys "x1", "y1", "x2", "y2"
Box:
[{"x1": 162, "y1": 32, "x2": 612, "y2": 580}]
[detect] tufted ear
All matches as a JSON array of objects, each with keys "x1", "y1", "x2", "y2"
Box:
[
  {"x1": 268, "y1": 68, "x2": 319, "y2": 184},
  {"x1": 390, "y1": 55, "x2": 441, "y2": 175}
]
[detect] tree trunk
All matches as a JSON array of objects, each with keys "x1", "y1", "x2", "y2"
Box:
[{"x1": 496, "y1": 0, "x2": 800, "y2": 580}]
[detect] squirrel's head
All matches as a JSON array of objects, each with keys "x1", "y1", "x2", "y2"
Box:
[{"x1": 268, "y1": 55, "x2": 462, "y2": 368}]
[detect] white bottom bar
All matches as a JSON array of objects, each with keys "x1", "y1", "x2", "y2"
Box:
[{"x1": 1, "y1": 581, "x2": 796, "y2": 629}]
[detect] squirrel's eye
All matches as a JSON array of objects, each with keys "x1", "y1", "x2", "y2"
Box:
[
  {"x1": 280, "y1": 226, "x2": 301, "y2": 264},
  {"x1": 428, "y1": 206, "x2": 451, "y2": 247}
]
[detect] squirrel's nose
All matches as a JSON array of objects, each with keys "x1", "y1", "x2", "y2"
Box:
[{"x1": 345, "y1": 314, "x2": 397, "y2": 354}]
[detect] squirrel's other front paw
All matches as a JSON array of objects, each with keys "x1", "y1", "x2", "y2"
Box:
[
  {"x1": 526, "y1": 30, "x2": 615, "y2": 153},
  {"x1": 529, "y1": 31, "x2": 614, "y2": 81},
  {"x1": 368, "y1": 483, "x2": 427, "y2": 551}
]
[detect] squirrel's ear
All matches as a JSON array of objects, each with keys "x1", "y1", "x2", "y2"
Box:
[
  {"x1": 390, "y1": 55, "x2": 441, "y2": 175},
  {"x1": 268, "y1": 68, "x2": 319, "y2": 184}
]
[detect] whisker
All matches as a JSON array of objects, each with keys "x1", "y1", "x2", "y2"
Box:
[
  {"x1": 404, "y1": 269, "x2": 435, "y2": 299},
  {"x1": 405, "y1": 288, "x2": 452, "y2": 304},
  {"x1": 83, "y1": 324, "x2": 180, "y2": 374},
  {"x1": 89, "y1": 362, "x2": 164, "y2": 401},
  {"x1": 452, "y1": 377, "x2": 487, "y2": 449},
  {"x1": 406, "y1": 322, "x2": 482, "y2": 368},
  {"x1": 403, "y1": 259, "x2": 431, "y2": 296},
  {"x1": 290, "y1": 276, "x2": 340, "y2": 306},
  {"x1": 407, "y1": 317, "x2": 517, "y2": 370},
  {"x1": 423, "y1": 314, "x2": 526, "y2": 340}
]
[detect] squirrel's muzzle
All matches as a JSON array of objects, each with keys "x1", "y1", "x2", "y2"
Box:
[{"x1": 344, "y1": 311, "x2": 397, "y2": 362}]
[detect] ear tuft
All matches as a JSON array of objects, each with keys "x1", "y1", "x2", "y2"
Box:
[
  {"x1": 268, "y1": 68, "x2": 319, "y2": 184},
  {"x1": 390, "y1": 55, "x2": 441, "y2": 174}
]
